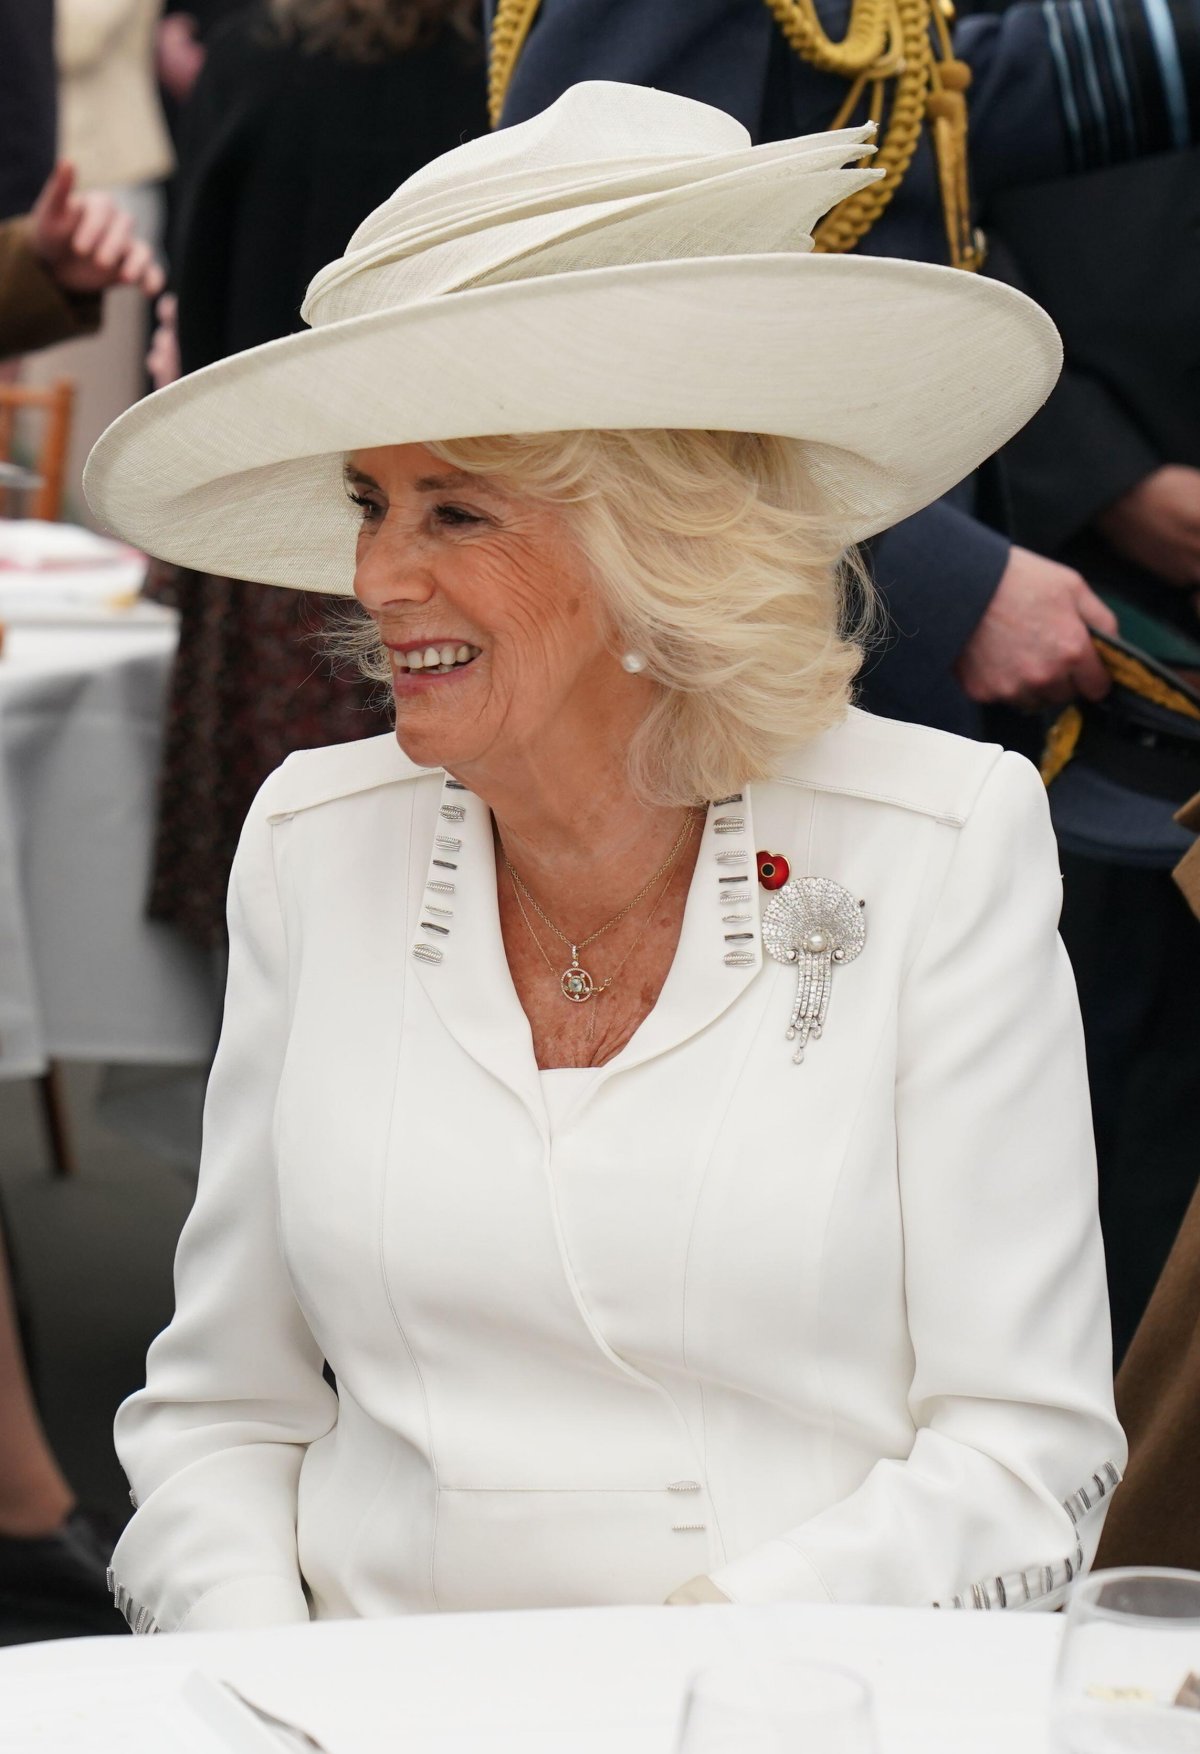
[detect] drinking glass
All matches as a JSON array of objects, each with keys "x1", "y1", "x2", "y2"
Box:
[
  {"x1": 1053, "y1": 1568, "x2": 1200, "y2": 1753},
  {"x1": 676, "y1": 1658, "x2": 880, "y2": 1753}
]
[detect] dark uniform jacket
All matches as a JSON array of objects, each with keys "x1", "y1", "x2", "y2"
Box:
[
  {"x1": 489, "y1": 0, "x2": 1198, "y2": 733},
  {"x1": 172, "y1": 7, "x2": 485, "y2": 373},
  {"x1": 0, "y1": 0, "x2": 56, "y2": 221},
  {"x1": 1096, "y1": 1168, "x2": 1200, "y2": 1570},
  {"x1": 988, "y1": 146, "x2": 1200, "y2": 640}
]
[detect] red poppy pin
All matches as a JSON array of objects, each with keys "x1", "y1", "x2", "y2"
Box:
[{"x1": 756, "y1": 850, "x2": 790, "y2": 891}]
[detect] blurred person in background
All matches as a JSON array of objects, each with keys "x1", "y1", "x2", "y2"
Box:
[
  {"x1": 1095, "y1": 783, "x2": 1200, "y2": 1569},
  {"x1": 980, "y1": 144, "x2": 1200, "y2": 1363},
  {"x1": 142, "y1": 0, "x2": 484, "y2": 951},
  {"x1": 0, "y1": 1222, "x2": 125, "y2": 1641},
  {"x1": 18, "y1": 0, "x2": 173, "y2": 511},
  {"x1": 484, "y1": 0, "x2": 1199, "y2": 743},
  {"x1": 57, "y1": 0, "x2": 174, "y2": 237},
  {"x1": 0, "y1": 0, "x2": 58, "y2": 223},
  {"x1": 0, "y1": 180, "x2": 164, "y2": 1644},
  {"x1": 157, "y1": 2, "x2": 254, "y2": 109},
  {"x1": 0, "y1": 162, "x2": 164, "y2": 356}
]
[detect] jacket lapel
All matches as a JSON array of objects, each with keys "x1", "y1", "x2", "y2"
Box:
[
  {"x1": 591, "y1": 785, "x2": 764, "y2": 1084},
  {"x1": 408, "y1": 775, "x2": 790, "y2": 1106},
  {"x1": 407, "y1": 773, "x2": 545, "y2": 1131}
]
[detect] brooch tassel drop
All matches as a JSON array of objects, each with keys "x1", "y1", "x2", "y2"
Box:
[{"x1": 760, "y1": 873, "x2": 867, "y2": 1064}]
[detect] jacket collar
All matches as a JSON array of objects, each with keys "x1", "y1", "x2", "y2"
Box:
[{"x1": 408, "y1": 773, "x2": 764, "y2": 1128}]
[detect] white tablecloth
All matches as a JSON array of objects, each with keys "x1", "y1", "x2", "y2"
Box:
[
  {"x1": 0, "y1": 1603, "x2": 1064, "y2": 1753},
  {"x1": 0, "y1": 618, "x2": 218, "y2": 1078}
]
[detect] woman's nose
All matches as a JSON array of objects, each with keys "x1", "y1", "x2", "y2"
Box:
[{"x1": 352, "y1": 522, "x2": 436, "y2": 612}]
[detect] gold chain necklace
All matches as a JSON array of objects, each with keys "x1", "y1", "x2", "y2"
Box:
[
  {"x1": 508, "y1": 816, "x2": 698, "y2": 1039},
  {"x1": 504, "y1": 808, "x2": 700, "y2": 1004}
]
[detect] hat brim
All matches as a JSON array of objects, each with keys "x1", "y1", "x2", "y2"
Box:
[{"x1": 84, "y1": 253, "x2": 1060, "y2": 594}]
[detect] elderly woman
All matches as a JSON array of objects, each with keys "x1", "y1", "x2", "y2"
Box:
[{"x1": 87, "y1": 82, "x2": 1123, "y2": 1634}]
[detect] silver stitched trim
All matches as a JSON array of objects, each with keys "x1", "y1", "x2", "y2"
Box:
[
  {"x1": 435, "y1": 835, "x2": 462, "y2": 853},
  {"x1": 108, "y1": 1570, "x2": 159, "y2": 1636},
  {"x1": 714, "y1": 817, "x2": 745, "y2": 834},
  {"x1": 933, "y1": 1461, "x2": 1123, "y2": 1609},
  {"x1": 412, "y1": 943, "x2": 443, "y2": 964},
  {"x1": 1063, "y1": 1461, "x2": 1122, "y2": 1526},
  {"x1": 725, "y1": 951, "x2": 755, "y2": 966},
  {"x1": 440, "y1": 804, "x2": 466, "y2": 823},
  {"x1": 426, "y1": 879, "x2": 455, "y2": 894}
]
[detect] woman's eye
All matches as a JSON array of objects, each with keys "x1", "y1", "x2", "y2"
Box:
[
  {"x1": 346, "y1": 490, "x2": 384, "y2": 524},
  {"x1": 433, "y1": 503, "x2": 485, "y2": 529}
]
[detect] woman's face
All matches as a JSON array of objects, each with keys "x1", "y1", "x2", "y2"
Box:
[{"x1": 348, "y1": 443, "x2": 624, "y2": 775}]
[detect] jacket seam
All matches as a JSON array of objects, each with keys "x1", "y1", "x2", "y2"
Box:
[
  {"x1": 814, "y1": 1015, "x2": 896, "y2": 1510},
  {"x1": 678, "y1": 940, "x2": 779, "y2": 1571},
  {"x1": 775, "y1": 773, "x2": 969, "y2": 827},
  {"x1": 378, "y1": 780, "x2": 444, "y2": 1611},
  {"x1": 895, "y1": 753, "x2": 1012, "y2": 997}
]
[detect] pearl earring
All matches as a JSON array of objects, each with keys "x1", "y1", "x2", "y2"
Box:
[{"x1": 620, "y1": 651, "x2": 647, "y2": 674}]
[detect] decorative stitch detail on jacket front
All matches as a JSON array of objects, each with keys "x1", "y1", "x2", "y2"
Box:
[
  {"x1": 932, "y1": 1460, "x2": 1123, "y2": 1609},
  {"x1": 107, "y1": 1569, "x2": 160, "y2": 1635}
]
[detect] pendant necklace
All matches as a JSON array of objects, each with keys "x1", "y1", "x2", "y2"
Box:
[{"x1": 504, "y1": 808, "x2": 700, "y2": 1006}]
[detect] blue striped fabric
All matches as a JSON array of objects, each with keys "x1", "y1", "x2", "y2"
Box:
[
  {"x1": 1144, "y1": 0, "x2": 1192, "y2": 142},
  {"x1": 1040, "y1": 0, "x2": 1194, "y2": 164}
]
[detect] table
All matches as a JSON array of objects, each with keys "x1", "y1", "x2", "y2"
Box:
[
  {"x1": 0, "y1": 1603, "x2": 1064, "y2": 1752},
  {"x1": 0, "y1": 617, "x2": 218, "y2": 1079}
]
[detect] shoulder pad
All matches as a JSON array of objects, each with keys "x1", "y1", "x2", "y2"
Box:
[
  {"x1": 774, "y1": 707, "x2": 1005, "y2": 827},
  {"x1": 262, "y1": 734, "x2": 437, "y2": 820}
]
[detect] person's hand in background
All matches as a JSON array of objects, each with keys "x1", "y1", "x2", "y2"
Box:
[
  {"x1": 157, "y1": 13, "x2": 207, "y2": 104},
  {"x1": 1096, "y1": 466, "x2": 1200, "y2": 593},
  {"x1": 146, "y1": 293, "x2": 181, "y2": 389},
  {"x1": 28, "y1": 163, "x2": 164, "y2": 301},
  {"x1": 955, "y1": 545, "x2": 1118, "y2": 708}
]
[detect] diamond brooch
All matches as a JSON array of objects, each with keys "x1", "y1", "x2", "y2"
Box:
[{"x1": 760, "y1": 875, "x2": 866, "y2": 1065}]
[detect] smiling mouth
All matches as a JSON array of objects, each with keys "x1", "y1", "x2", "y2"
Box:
[{"x1": 390, "y1": 642, "x2": 481, "y2": 678}]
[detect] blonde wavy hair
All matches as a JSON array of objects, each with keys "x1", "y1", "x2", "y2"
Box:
[{"x1": 344, "y1": 428, "x2": 875, "y2": 807}]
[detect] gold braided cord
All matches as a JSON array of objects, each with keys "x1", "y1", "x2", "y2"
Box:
[
  {"x1": 1039, "y1": 640, "x2": 1200, "y2": 790},
  {"x1": 762, "y1": 0, "x2": 890, "y2": 75},
  {"x1": 1099, "y1": 644, "x2": 1200, "y2": 721},
  {"x1": 809, "y1": 0, "x2": 932, "y2": 255},
  {"x1": 489, "y1": 0, "x2": 542, "y2": 128},
  {"x1": 1040, "y1": 705, "x2": 1084, "y2": 787}
]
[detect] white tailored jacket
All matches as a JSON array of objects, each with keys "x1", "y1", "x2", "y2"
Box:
[{"x1": 110, "y1": 707, "x2": 1125, "y2": 1634}]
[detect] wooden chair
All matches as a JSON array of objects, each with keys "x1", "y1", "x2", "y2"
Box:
[
  {"x1": 0, "y1": 378, "x2": 74, "y2": 522},
  {"x1": 0, "y1": 376, "x2": 80, "y2": 1174}
]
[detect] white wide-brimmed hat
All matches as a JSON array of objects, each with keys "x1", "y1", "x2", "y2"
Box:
[{"x1": 84, "y1": 81, "x2": 1061, "y2": 594}]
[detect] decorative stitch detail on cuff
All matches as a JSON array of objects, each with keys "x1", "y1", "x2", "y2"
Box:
[
  {"x1": 107, "y1": 1568, "x2": 160, "y2": 1636},
  {"x1": 932, "y1": 1460, "x2": 1123, "y2": 1610}
]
